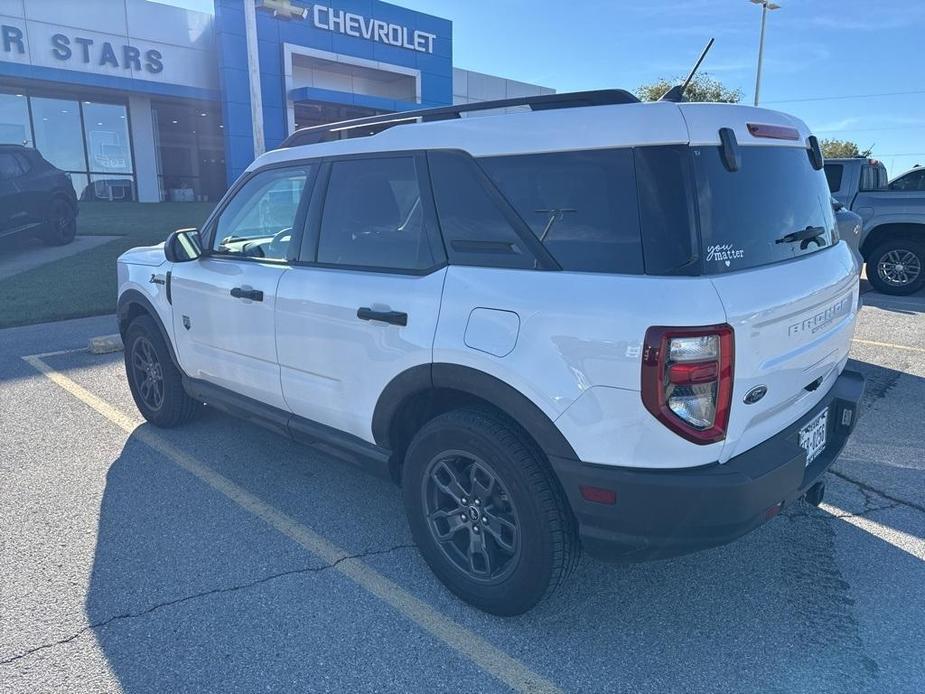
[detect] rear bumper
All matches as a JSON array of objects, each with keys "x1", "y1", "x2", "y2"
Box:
[{"x1": 550, "y1": 369, "x2": 865, "y2": 562}]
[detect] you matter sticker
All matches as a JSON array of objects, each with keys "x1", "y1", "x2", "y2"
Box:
[{"x1": 706, "y1": 243, "x2": 745, "y2": 267}]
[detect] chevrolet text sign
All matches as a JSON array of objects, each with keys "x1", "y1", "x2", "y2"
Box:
[{"x1": 260, "y1": 1, "x2": 437, "y2": 53}]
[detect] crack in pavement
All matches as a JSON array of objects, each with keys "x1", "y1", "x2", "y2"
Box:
[
  {"x1": 830, "y1": 467, "x2": 925, "y2": 515},
  {"x1": 0, "y1": 543, "x2": 416, "y2": 668},
  {"x1": 786, "y1": 469, "x2": 909, "y2": 523}
]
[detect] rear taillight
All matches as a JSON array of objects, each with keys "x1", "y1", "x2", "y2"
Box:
[{"x1": 641, "y1": 325, "x2": 734, "y2": 444}]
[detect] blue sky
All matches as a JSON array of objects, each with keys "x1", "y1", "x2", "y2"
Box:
[{"x1": 157, "y1": 0, "x2": 925, "y2": 176}]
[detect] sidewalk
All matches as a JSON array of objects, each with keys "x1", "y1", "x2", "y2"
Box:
[{"x1": 0, "y1": 236, "x2": 117, "y2": 281}]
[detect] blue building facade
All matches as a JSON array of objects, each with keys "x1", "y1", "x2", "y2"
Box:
[
  {"x1": 0, "y1": 0, "x2": 548, "y2": 202},
  {"x1": 214, "y1": 0, "x2": 452, "y2": 182}
]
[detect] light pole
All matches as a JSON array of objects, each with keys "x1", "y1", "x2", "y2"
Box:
[{"x1": 751, "y1": 0, "x2": 780, "y2": 107}]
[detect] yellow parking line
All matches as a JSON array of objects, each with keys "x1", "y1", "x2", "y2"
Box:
[
  {"x1": 22, "y1": 354, "x2": 561, "y2": 694},
  {"x1": 851, "y1": 338, "x2": 925, "y2": 354}
]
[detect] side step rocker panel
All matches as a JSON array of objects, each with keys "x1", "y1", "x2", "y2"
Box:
[{"x1": 181, "y1": 376, "x2": 393, "y2": 480}]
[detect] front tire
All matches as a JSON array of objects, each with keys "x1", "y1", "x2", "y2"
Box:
[
  {"x1": 402, "y1": 408, "x2": 579, "y2": 615},
  {"x1": 867, "y1": 240, "x2": 925, "y2": 295},
  {"x1": 41, "y1": 198, "x2": 77, "y2": 246},
  {"x1": 124, "y1": 315, "x2": 200, "y2": 427}
]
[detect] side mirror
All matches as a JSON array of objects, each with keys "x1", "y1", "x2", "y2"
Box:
[
  {"x1": 831, "y1": 199, "x2": 844, "y2": 211},
  {"x1": 164, "y1": 228, "x2": 202, "y2": 263}
]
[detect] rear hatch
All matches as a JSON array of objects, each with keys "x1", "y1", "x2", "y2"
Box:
[{"x1": 680, "y1": 106, "x2": 860, "y2": 462}]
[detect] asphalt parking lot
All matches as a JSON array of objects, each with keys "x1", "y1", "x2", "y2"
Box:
[{"x1": 1, "y1": 288, "x2": 923, "y2": 693}]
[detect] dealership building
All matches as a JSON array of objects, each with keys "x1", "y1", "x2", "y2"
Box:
[{"x1": 0, "y1": 0, "x2": 552, "y2": 202}]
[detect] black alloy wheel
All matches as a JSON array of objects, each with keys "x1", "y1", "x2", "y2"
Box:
[
  {"x1": 422, "y1": 451, "x2": 521, "y2": 583},
  {"x1": 130, "y1": 335, "x2": 165, "y2": 411}
]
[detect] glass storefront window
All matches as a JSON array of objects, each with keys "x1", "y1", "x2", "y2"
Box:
[
  {"x1": 153, "y1": 99, "x2": 225, "y2": 202},
  {"x1": 30, "y1": 97, "x2": 88, "y2": 173},
  {"x1": 67, "y1": 173, "x2": 89, "y2": 201},
  {"x1": 2, "y1": 90, "x2": 137, "y2": 202},
  {"x1": 82, "y1": 102, "x2": 132, "y2": 174},
  {"x1": 87, "y1": 174, "x2": 136, "y2": 202},
  {"x1": 0, "y1": 93, "x2": 32, "y2": 146}
]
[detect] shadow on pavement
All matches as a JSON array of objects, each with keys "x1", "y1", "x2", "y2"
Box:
[{"x1": 81, "y1": 390, "x2": 921, "y2": 692}]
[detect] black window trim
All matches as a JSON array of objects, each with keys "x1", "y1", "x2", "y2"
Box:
[
  {"x1": 294, "y1": 149, "x2": 449, "y2": 277},
  {"x1": 199, "y1": 159, "x2": 319, "y2": 266}
]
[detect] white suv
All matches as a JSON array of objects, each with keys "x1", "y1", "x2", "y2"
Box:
[{"x1": 117, "y1": 90, "x2": 864, "y2": 615}]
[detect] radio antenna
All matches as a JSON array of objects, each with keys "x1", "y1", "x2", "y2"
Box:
[{"x1": 660, "y1": 38, "x2": 715, "y2": 102}]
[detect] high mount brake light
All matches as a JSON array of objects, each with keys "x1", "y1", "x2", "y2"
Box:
[
  {"x1": 747, "y1": 123, "x2": 800, "y2": 141},
  {"x1": 641, "y1": 325, "x2": 734, "y2": 444}
]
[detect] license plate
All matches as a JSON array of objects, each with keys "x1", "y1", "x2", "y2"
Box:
[{"x1": 799, "y1": 408, "x2": 828, "y2": 466}]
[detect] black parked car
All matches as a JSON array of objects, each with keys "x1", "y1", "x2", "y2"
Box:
[{"x1": 0, "y1": 144, "x2": 78, "y2": 246}]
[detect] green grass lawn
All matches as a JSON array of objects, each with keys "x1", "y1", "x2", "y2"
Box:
[{"x1": 0, "y1": 202, "x2": 214, "y2": 329}]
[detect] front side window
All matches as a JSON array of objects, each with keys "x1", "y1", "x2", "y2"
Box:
[
  {"x1": 212, "y1": 166, "x2": 311, "y2": 260},
  {"x1": 315, "y1": 157, "x2": 438, "y2": 271},
  {"x1": 479, "y1": 149, "x2": 644, "y2": 274}
]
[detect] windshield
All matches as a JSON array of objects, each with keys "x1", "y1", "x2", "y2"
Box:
[{"x1": 692, "y1": 145, "x2": 837, "y2": 274}]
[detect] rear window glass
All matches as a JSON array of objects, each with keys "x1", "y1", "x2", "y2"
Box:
[
  {"x1": 823, "y1": 163, "x2": 843, "y2": 193},
  {"x1": 479, "y1": 149, "x2": 644, "y2": 274},
  {"x1": 693, "y1": 145, "x2": 837, "y2": 274},
  {"x1": 860, "y1": 163, "x2": 888, "y2": 191}
]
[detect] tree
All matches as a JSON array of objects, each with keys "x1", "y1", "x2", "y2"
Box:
[
  {"x1": 635, "y1": 74, "x2": 743, "y2": 103},
  {"x1": 820, "y1": 138, "x2": 871, "y2": 159}
]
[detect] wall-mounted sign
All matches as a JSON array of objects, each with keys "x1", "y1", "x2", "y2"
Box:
[
  {"x1": 1, "y1": 25, "x2": 163, "y2": 73},
  {"x1": 257, "y1": 1, "x2": 437, "y2": 54}
]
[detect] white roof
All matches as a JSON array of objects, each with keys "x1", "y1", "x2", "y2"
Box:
[{"x1": 250, "y1": 101, "x2": 813, "y2": 172}]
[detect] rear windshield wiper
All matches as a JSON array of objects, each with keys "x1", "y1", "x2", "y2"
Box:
[{"x1": 775, "y1": 225, "x2": 826, "y2": 248}]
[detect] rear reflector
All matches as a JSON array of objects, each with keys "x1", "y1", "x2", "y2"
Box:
[
  {"x1": 747, "y1": 123, "x2": 800, "y2": 141},
  {"x1": 580, "y1": 485, "x2": 617, "y2": 505}
]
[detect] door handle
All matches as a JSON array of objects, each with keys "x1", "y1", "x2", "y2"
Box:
[
  {"x1": 230, "y1": 287, "x2": 264, "y2": 301},
  {"x1": 357, "y1": 307, "x2": 407, "y2": 326}
]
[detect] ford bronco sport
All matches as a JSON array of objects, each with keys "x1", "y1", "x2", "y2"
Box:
[{"x1": 117, "y1": 90, "x2": 865, "y2": 615}]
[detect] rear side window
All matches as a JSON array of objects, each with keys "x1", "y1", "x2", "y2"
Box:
[
  {"x1": 633, "y1": 146, "x2": 698, "y2": 275},
  {"x1": 427, "y1": 150, "x2": 537, "y2": 270},
  {"x1": 823, "y1": 163, "x2": 843, "y2": 193},
  {"x1": 693, "y1": 145, "x2": 837, "y2": 274},
  {"x1": 479, "y1": 149, "x2": 644, "y2": 274},
  {"x1": 316, "y1": 157, "x2": 438, "y2": 271}
]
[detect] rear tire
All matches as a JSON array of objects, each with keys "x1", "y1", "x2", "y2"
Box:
[
  {"x1": 866, "y1": 240, "x2": 925, "y2": 295},
  {"x1": 41, "y1": 198, "x2": 77, "y2": 246},
  {"x1": 402, "y1": 408, "x2": 579, "y2": 615},
  {"x1": 124, "y1": 315, "x2": 200, "y2": 427}
]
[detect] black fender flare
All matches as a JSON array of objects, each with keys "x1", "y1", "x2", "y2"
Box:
[
  {"x1": 117, "y1": 289, "x2": 180, "y2": 369},
  {"x1": 371, "y1": 363, "x2": 579, "y2": 461}
]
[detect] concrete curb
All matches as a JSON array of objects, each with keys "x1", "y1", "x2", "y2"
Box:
[{"x1": 88, "y1": 334, "x2": 124, "y2": 354}]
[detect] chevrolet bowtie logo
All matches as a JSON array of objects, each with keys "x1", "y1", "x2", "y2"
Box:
[{"x1": 256, "y1": 0, "x2": 308, "y2": 20}]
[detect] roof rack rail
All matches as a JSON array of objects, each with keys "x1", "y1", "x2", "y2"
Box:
[{"x1": 279, "y1": 89, "x2": 640, "y2": 148}]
